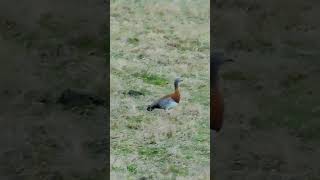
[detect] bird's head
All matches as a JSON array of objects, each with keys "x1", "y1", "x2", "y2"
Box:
[
  {"x1": 174, "y1": 77, "x2": 183, "y2": 89},
  {"x1": 211, "y1": 51, "x2": 234, "y2": 85},
  {"x1": 211, "y1": 51, "x2": 234, "y2": 71}
]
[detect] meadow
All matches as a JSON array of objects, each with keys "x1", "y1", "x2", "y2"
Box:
[
  {"x1": 0, "y1": 0, "x2": 107, "y2": 179},
  {"x1": 213, "y1": 0, "x2": 320, "y2": 179},
  {"x1": 110, "y1": 0, "x2": 210, "y2": 179}
]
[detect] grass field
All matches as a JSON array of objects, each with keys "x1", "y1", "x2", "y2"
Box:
[
  {"x1": 213, "y1": 0, "x2": 320, "y2": 179},
  {"x1": 110, "y1": 0, "x2": 210, "y2": 179}
]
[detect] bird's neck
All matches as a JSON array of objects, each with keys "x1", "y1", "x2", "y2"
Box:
[
  {"x1": 212, "y1": 77, "x2": 219, "y2": 89},
  {"x1": 211, "y1": 68, "x2": 220, "y2": 89},
  {"x1": 171, "y1": 87, "x2": 180, "y2": 103},
  {"x1": 175, "y1": 88, "x2": 180, "y2": 94},
  {"x1": 174, "y1": 82, "x2": 179, "y2": 90}
]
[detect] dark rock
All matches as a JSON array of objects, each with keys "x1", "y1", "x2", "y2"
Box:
[{"x1": 127, "y1": 90, "x2": 144, "y2": 97}]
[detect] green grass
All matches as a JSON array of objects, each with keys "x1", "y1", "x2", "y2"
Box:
[
  {"x1": 253, "y1": 79, "x2": 320, "y2": 141},
  {"x1": 111, "y1": 0, "x2": 209, "y2": 179},
  {"x1": 222, "y1": 71, "x2": 251, "y2": 81},
  {"x1": 133, "y1": 71, "x2": 168, "y2": 86},
  {"x1": 280, "y1": 72, "x2": 308, "y2": 88}
]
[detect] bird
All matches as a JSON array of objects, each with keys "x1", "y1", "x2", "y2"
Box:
[
  {"x1": 211, "y1": 51, "x2": 234, "y2": 141},
  {"x1": 147, "y1": 78, "x2": 183, "y2": 111}
]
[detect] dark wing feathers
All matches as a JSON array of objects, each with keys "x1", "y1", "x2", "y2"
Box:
[
  {"x1": 147, "y1": 95, "x2": 176, "y2": 111},
  {"x1": 147, "y1": 88, "x2": 181, "y2": 111}
]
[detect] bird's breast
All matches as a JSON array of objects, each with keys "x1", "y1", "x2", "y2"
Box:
[
  {"x1": 170, "y1": 90, "x2": 180, "y2": 103},
  {"x1": 211, "y1": 86, "x2": 224, "y2": 131}
]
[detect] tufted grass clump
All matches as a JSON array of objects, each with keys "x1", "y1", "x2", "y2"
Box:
[{"x1": 280, "y1": 72, "x2": 307, "y2": 88}]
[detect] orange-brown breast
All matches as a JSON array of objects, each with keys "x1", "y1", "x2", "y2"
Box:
[
  {"x1": 211, "y1": 86, "x2": 224, "y2": 131},
  {"x1": 170, "y1": 89, "x2": 180, "y2": 103}
]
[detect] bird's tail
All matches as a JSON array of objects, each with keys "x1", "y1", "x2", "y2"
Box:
[{"x1": 147, "y1": 105, "x2": 154, "y2": 111}]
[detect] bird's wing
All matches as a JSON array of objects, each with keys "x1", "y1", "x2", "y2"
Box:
[
  {"x1": 149, "y1": 94, "x2": 170, "y2": 106},
  {"x1": 158, "y1": 97, "x2": 178, "y2": 109}
]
